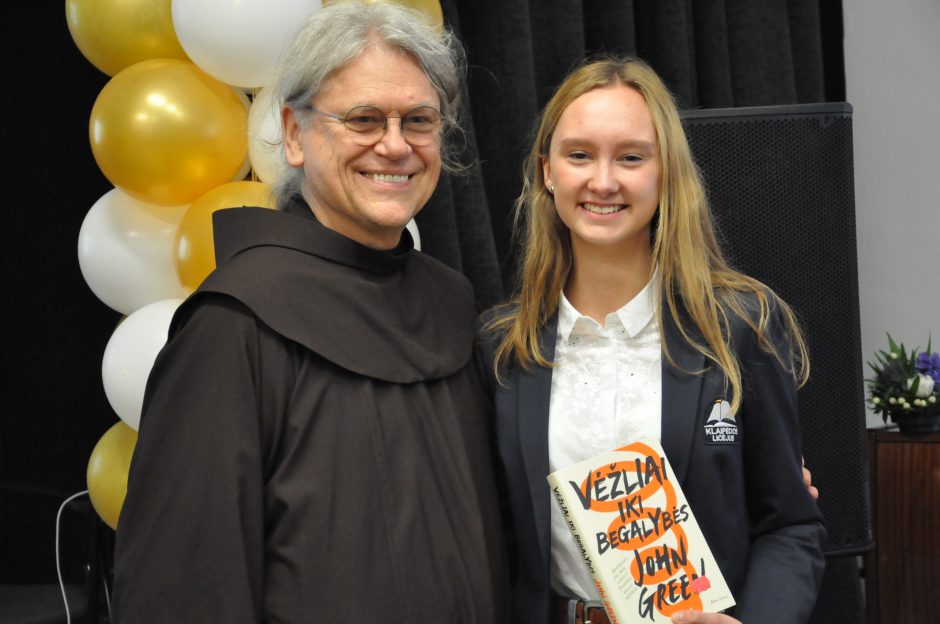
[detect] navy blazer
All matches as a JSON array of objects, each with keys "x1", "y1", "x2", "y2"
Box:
[{"x1": 476, "y1": 297, "x2": 825, "y2": 624}]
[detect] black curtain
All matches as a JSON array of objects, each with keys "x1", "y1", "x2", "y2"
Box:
[
  {"x1": 421, "y1": 0, "x2": 845, "y2": 308},
  {"x1": 0, "y1": 1, "x2": 844, "y2": 585}
]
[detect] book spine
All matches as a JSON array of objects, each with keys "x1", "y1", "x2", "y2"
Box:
[{"x1": 547, "y1": 475, "x2": 623, "y2": 624}]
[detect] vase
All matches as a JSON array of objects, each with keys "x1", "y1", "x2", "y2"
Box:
[{"x1": 893, "y1": 412, "x2": 940, "y2": 433}]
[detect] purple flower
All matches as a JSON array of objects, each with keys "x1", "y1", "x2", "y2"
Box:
[{"x1": 915, "y1": 351, "x2": 940, "y2": 384}]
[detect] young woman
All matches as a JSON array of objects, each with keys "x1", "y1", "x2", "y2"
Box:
[{"x1": 477, "y1": 58, "x2": 825, "y2": 624}]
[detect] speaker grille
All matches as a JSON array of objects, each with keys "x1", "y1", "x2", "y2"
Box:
[{"x1": 683, "y1": 104, "x2": 873, "y2": 555}]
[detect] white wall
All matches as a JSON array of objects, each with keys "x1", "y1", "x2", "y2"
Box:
[{"x1": 844, "y1": 0, "x2": 940, "y2": 428}]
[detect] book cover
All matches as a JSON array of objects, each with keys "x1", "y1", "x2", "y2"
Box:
[{"x1": 546, "y1": 437, "x2": 735, "y2": 623}]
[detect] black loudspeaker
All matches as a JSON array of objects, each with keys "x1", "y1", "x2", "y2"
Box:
[{"x1": 681, "y1": 103, "x2": 873, "y2": 555}]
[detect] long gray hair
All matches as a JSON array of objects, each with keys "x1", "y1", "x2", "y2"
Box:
[{"x1": 271, "y1": 0, "x2": 466, "y2": 209}]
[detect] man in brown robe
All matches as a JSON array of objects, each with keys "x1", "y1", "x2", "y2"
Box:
[{"x1": 111, "y1": 3, "x2": 508, "y2": 622}]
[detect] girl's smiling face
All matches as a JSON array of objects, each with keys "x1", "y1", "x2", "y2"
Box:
[{"x1": 543, "y1": 83, "x2": 661, "y2": 257}]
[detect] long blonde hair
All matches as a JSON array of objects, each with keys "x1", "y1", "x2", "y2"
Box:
[{"x1": 488, "y1": 57, "x2": 809, "y2": 414}]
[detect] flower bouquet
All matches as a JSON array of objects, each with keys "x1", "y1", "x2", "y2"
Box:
[{"x1": 867, "y1": 334, "x2": 940, "y2": 432}]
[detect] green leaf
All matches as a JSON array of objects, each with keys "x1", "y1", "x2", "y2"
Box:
[{"x1": 887, "y1": 333, "x2": 899, "y2": 353}]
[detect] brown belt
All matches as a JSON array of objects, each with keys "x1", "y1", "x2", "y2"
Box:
[{"x1": 553, "y1": 596, "x2": 611, "y2": 624}]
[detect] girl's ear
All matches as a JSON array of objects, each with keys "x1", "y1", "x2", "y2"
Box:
[{"x1": 542, "y1": 155, "x2": 553, "y2": 192}]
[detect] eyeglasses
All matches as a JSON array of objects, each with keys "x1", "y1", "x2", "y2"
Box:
[{"x1": 309, "y1": 104, "x2": 443, "y2": 146}]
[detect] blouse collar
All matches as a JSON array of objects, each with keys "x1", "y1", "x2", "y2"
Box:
[{"x1": 557, "y1": 268, "x2": 660, "y2": 343}]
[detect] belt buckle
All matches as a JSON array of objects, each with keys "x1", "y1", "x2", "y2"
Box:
[{"x1": 581, "y1": 600, "x2": 605, "y2": 624}]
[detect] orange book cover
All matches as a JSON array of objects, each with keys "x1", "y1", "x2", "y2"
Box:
[{"x1": 546, "y1": 437, "x2": 735, "y2": 623}]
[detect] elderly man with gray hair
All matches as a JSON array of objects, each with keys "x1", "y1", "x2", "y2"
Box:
[{"x1": 111, "y1": 2, "x2": 509, "y2": 622}]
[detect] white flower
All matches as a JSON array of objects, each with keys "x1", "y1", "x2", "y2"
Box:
[
  {"x1": 930, "y1": 396, "x2": 937, "y2": 404},
  {"x1": 872, "y1": 396, "x2": 881, "y2": 405},
  {"x1": 908, "y1": 374, "x2": 935, "y2": 398}
]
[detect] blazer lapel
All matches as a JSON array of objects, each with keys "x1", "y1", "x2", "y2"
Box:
[
  {"x1": 517, "y1": 312, "x2": 558, "y2": 570},
  {"x1": 660, "y1": 306, "x2": 706, "y2": 485}
]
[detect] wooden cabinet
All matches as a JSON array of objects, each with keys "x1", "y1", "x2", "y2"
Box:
[{"x1": 865, "y1": 431, "x2": 940, "y2": 624}]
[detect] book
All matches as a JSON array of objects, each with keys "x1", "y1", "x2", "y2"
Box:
[{"x1": 546, "y1": 437, "x2": 735, "y2": 623}]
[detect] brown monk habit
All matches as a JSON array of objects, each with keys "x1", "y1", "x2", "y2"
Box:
[{"x1": 112, "y1": 195, "x2": 508, "y2": 623}]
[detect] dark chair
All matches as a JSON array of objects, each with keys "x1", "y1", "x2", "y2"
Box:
[{"x1": 0, "y1": 480, "x2": 111, "y2": 624}]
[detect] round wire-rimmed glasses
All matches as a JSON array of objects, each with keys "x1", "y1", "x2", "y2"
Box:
[{"x1": 309, "y1": 104, "x2": 443, "y2": 146}]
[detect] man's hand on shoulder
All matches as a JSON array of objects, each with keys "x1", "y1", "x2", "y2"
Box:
[
  {"x1": 803, "y1": 465, "x2": 819, "y2": 500},
  {"x1": 802, "y1": 456, "x2": 819, "y2": 500}
]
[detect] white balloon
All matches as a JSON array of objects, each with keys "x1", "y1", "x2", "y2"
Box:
[
  {"x1": 172, "y1": 0, "x2": 322, "y2": 88},
  {"x1": 233, "y1": 157, "x2": 253, "y2": 182},
  {"x1": 232, "y1": 87, "x2": 253, "y2": 181},
  {"x1": 248, "y1": 86, "x2": 287, "y2": 184},
  {"x1": 102, "y1": 298, "x2": 184, "y2": 431},
  {"x1": 78, "y1": 189, "x2": 190, "y2": 315},
  {"x1": 406, "y1": 219, "x2": 421, "y2": 251}
]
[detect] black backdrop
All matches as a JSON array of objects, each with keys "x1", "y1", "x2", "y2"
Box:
[
  {"x1": 1, "y1": 2, "x2": 846, "y2": 583},
  {"x1": 432, "y1": 0, "x2": 845, "y2": 301}
]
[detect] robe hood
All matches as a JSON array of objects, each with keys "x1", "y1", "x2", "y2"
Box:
[{"x1": 178, "y1": 195, "x2": 476, "y2": 383}]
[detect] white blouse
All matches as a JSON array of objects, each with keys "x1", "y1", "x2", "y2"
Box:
[{"x1": 548, "y1": 278, "x2": 662, "y2": 600}]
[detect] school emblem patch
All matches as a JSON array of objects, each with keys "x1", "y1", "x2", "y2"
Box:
[{"x1": 703, "y1": 399, "x2": 739, "y2": 444}]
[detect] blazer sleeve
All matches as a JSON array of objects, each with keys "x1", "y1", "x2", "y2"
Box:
[
  {"x1": 734, "y1": 301, "x2": 826, "y2": 623},
  {"x1": 473, "y1": 311, "x2": 519, "y2": 576}
]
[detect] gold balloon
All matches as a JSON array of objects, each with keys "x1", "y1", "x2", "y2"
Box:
[
  {"x1": 322, "y1": 0, "x2": 443, "y2": 31},
  {"x1": 87, "y1": 421, "x2": 138, "y2": 530},
  {"x1": 65, "y1": 0, "x2": 189, "y2": 76},
  {"x1": 175, "y1": 181, "x2": 275, "y2": 290},
  {"x1": 90, "y1": 59, "x2": 249, "y2": 207}
]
